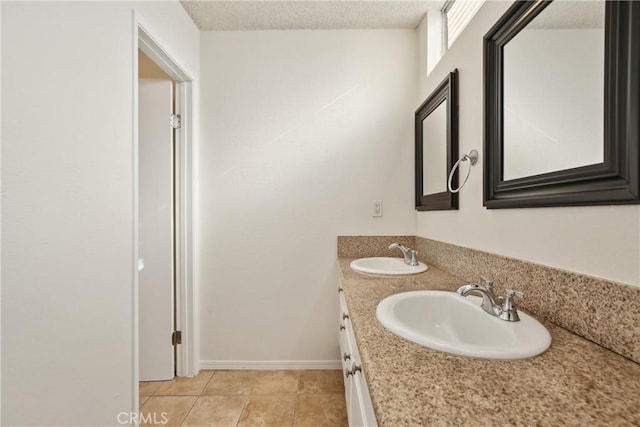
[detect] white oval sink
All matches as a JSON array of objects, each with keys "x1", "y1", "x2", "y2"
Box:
[
  {"x1": 376, "y1": 290, "x2": 551, "y2": 360},
  {"x1": 350, "y1": 257, "x2": 428, "y2": 275}
]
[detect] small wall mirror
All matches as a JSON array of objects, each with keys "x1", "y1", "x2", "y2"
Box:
[
  {"x1": 415, "y1": 70, "x2": 458, "y2": 211},
  {"x1": 484, "y1": 1, "x2": 639, "y2": 208}
]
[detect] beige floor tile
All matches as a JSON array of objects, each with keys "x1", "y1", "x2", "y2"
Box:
[
  {"x1": 237, "y1": 395, "x2": 296, "y2": 427},
  {"x1": 203, "y1": 370, "x2": 257, "y2": 395},
  {"x1": 293, "y1": 394, "x2": 348, "y2": 427},
  {"x1": 182, "y1": 395, "x2": 247, "y2": 427},
  {"x1": 251, "y1": 371, "x2": 299, "y2": 395},
  {"x1": 140, "y1": 380, "x2": 170, "y2": 396},
  {"x1": 298, "y1": 370, "x2": 344, "y2": 395},
  {"x1": 139, "y1": 396, "x2": 197, "y2": 427},
  {"x1": 155, "y1": 370, "x2": 215, "y2": 396}
]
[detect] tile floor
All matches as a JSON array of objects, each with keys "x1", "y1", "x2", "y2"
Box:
[{"x1": 139, "y1": 370, "x2": 348, "y2": 427}]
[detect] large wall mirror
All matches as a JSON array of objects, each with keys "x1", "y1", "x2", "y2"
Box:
[
  {"x1": 484, "y1": 0, "x2": 639, "y2": 208},
  {"x1": 415, "y1": 70, "x2": 458, "y2": 211}
]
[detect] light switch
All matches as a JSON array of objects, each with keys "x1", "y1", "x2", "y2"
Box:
[{"x1": 373, "y1": 200, "x2": 383, "y2": 217}]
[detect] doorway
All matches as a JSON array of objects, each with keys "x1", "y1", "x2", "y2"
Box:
[{"x1": 134, "y1": 20, "x2": 197, "y2": 406}]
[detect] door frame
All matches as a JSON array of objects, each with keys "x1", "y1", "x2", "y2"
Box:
[{"x1": 132, "y1": 10, "x2": 197, "y2": 408}]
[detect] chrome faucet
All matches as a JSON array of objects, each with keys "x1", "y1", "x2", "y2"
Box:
[
  {"x1": 456, "y1": 277, "x2": 524, "y2": 322},
  {"x1": 388, "y1": 243, "x2": 419, "y2": 266}
]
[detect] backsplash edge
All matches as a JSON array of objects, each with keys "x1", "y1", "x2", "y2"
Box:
[{"x1": 337, "y1": 235, "x2": 416, "y2": 258}]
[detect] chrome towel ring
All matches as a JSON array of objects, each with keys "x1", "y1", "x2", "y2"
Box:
[{"x1": 448, "y1": 150, "x2": 479, "y2": 193}]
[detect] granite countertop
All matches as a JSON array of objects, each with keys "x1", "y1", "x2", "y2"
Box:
[{"x1": 338, "y1": 258, "x2": 640, "y2": 426}]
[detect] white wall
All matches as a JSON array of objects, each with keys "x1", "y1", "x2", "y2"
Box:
[
  {"x1": 416, "y1": 1, "x2": 640, "y2": 287},
  {"x1": 199, "y1": 30, "x2": 417, "y2": 364},
  {"x1": 0, "y1": 2, "x2": 3, "y2": 421},
  {"x1": 1, "y1": 2, "x2": 199, "y2": 425}
]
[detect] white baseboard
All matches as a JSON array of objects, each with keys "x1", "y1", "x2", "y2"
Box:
[{"x1": 200, "y1": 360, "x2": 342, "y2": 370}]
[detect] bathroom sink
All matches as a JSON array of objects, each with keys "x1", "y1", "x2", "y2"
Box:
[
  {"x1": 350, "y1": 257, "x2": 428, "y2": 276},
  {"x1": 376, "y1": 290, "x2": 551, "y2": 359}
]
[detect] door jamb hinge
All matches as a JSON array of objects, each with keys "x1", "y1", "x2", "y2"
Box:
[
  {"x1": 170, "y1": 113, "x2": 182, "y2": 129},
  {"x1": 172, "y1": 330, "x2": 182, "y2": 346}
]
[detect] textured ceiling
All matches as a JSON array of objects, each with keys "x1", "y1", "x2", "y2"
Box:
[
  {"x1": 180, "y1": 1, "x2": 444, "y2": 31},
  {"x1": 528, "y1": 1, "x2": 605, "y2": 30}
]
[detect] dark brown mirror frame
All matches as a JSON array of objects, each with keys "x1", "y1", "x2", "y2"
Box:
[
  {"x1": 415, "y1": 69, "x2": 459, "y2": 211},
  {"x1": 484, "y1": 0, "x2": 640, "y2": 209}
]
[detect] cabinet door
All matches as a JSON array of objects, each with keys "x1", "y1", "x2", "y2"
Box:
[
  {"x1": 339, "y1": 292, "x2": 351, "y2": 419},
  {"x1": 352, "y1": 372, "x2": 377, "y2": 427},
  {"x1": 338, "y1": 288, "x2": 378, "y2": 427},
  {"x1": 348, "y1": 377, "x2": 366, "y2": 427}
]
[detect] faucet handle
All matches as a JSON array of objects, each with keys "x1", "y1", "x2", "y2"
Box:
[
  {"x1": 500, "y1": 289, "x2": 524, "y2": 322},
  {"x1": 407, "y1": 250, "x2": 419, "y2": 266},
  {"x1": 505, "y1": 289, "x2": 524, "y2": 299},
  {"x1": 501, "y1": 289, "x2": 524, "y2": 311}
]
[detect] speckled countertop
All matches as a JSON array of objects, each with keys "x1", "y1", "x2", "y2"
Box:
[{"x1": 338, "y1": 259, "x2": 640, "y2": 426}]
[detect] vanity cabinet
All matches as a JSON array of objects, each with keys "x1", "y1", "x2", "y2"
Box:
[{"x1": 338, "y1": 287, "x2": 378, "y2": 427}]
